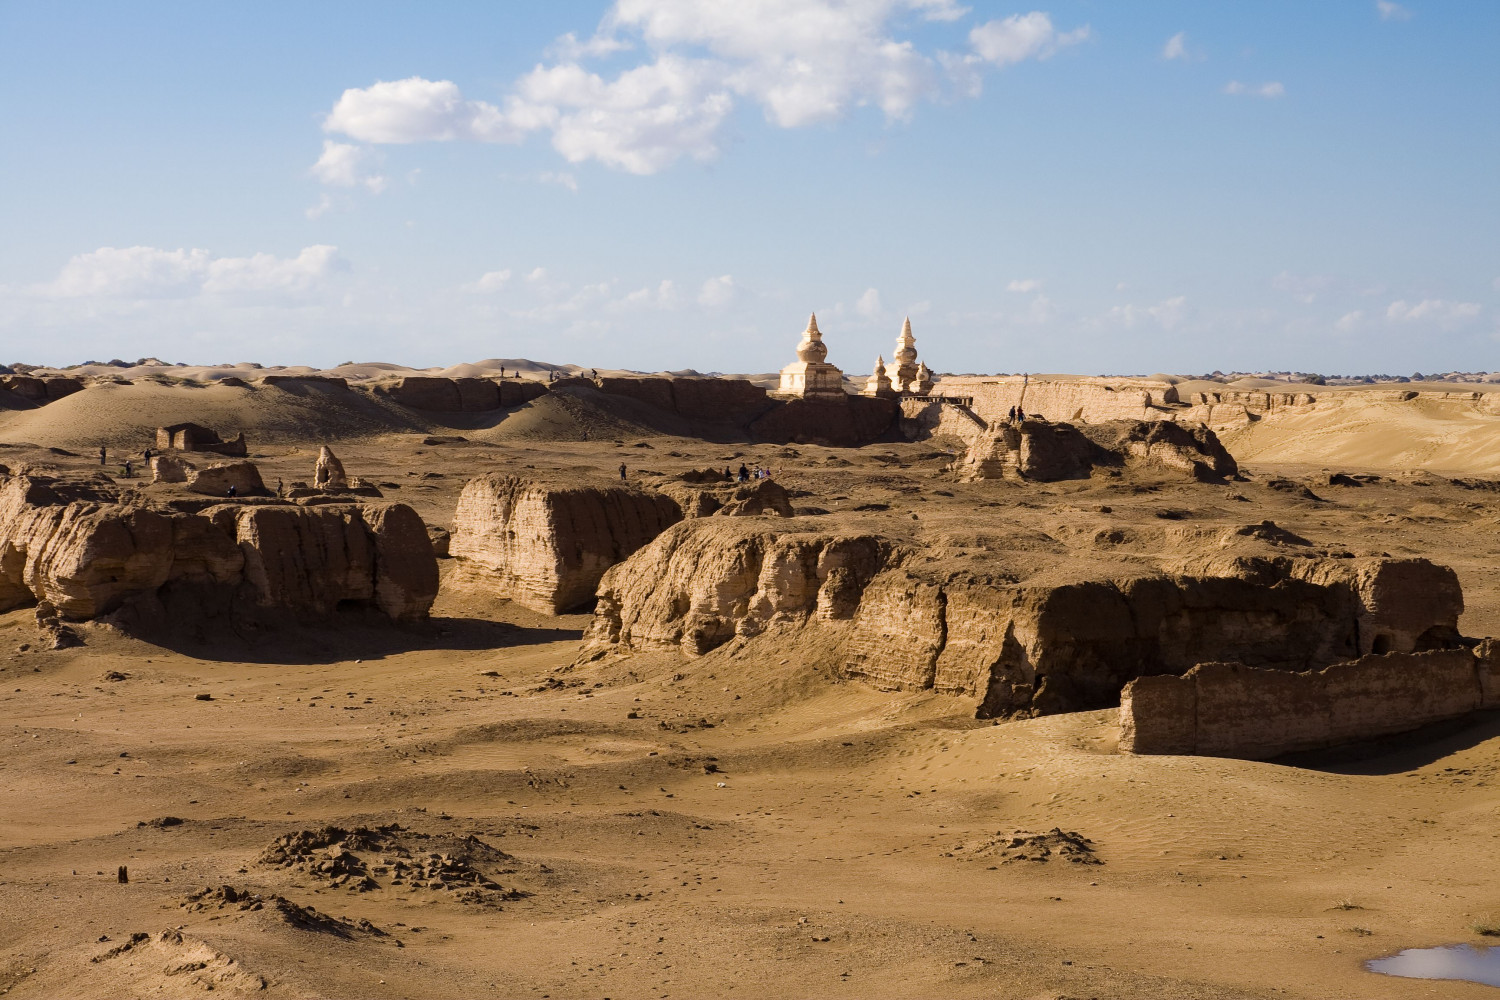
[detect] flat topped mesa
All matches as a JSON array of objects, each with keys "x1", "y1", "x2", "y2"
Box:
[{"x1": 777, "y1": 312, "x2": 846, "y2": 398}]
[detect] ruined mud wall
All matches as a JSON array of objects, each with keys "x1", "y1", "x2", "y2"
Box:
[
  {"x1": 579, "y1": 518, "x2": 1464, "y2": 717},
  {"x1": 1119, "y1": 648, "x2": 1497, "y2": 758},
  {"x1": 449, "y1": 473, "x2": 683, "y2": 614},
  {"x1": 0, "y1": 473, "x2": 438, "y2": 623},
  {"x1": 935, "y1": 377, "x2": 1176, "y2": 427}
]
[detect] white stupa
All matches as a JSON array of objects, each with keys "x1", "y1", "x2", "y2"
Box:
[
  {"x1": 863, "y1": 355, "x2": 894, "y2": 397},
  {"x1": 891, "y1": 316, "x2": 919, "y2": 392},
  {"x1": 777, "y1": 313, "x2": 846, "y2": 397}
]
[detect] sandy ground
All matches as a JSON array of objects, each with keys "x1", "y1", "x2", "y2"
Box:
[{"x1": 2, "y1": 416, "x2": 1500, "y2": 997}]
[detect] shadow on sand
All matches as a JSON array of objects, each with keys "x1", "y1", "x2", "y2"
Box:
[
  {"x1": 125, "y1": 611, "x2": 584, "y2": 666},
  {"x1": 1274, "y1": 710, "x2": 1500, "y2": 775}
]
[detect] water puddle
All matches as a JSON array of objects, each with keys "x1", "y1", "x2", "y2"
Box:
[{"x1": 1366, "y1": 943, "x2": 1500, "y2": 987}]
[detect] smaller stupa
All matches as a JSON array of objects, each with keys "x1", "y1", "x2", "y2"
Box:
[
  {"x1": 863, "y1": 355, "x2": 895, "y2": 397},
  {"x1": 912, "y1": 361, "x2": 934, "y2": 395},
  {"x1": 777, "y1": 313, "x2": 846, "y2": 397}
]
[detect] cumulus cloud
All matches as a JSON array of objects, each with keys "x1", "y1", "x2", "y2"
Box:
[
  {"x1": 48, "y1": 245, "x2": 341, "y2": 299},
  {"x1": 1224, "y1": 80, "x2": 1285, "y2": 98},
  {"x1": 324, "y1": 77, "x2": 528, "y2": 144},
  {"x1": 619, "y1": 279, "x2": 678, "y2": 308},
  {"x1": 466, "y1": 269, "x2": 513, "y2": 293},
  {"x1": 855, "y1": 287, "x2": 883, "y2": 318},
  {"x1": 1386, "y1": 299, "x2": 1481, "y2": 325},
  {"x1": 319, "y1": 2, "x2": 1088, "y2": 175},
  {"x1": 698, "y1": 274, "x2": 735, "y2": 307},
  {"x1": 310, "y1": 140, "x2": 387, "y2": 192},
  {"x1": 968, "y1": 12, "x2": 1088, "y2": 68},
  {"x1": 1376, "y1": 1, "x2": 1412, "y2": 21},
  {"x1": 1162, "y1": 31, "x2": 1188, "y2": 61},
  {"x1": 1006, "y1": 278, "x2": 1040, "y2": 293},
  {"x1": 1335, "y1": 310, "x2": 1363, "y2": 333},
  {"x1": 538, "y1": 170, "x2": 579, "y2": 192},
  {"x1": 1108, "y1": 295, "x2": 1186, "y2": 330}
]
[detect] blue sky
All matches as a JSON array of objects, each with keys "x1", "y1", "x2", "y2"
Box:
[{"x1": 1, "y1": 1, "x2": 1495, "y2": 375}]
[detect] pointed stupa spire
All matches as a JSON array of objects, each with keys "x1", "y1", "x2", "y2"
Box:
[{"x1": 795, "y1": 311, "x2": 828, "y2": 364}]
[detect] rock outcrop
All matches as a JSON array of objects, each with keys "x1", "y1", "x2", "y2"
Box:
[
  {"x1": 188, "y1": 461, "x2": 267, "y2": 497},
  {"x1": 449, "y1": 474, "x2": 683, "y2": 613},
  {"x1": 0, "y1": 471, "x2": 437, "y2": 624},
  {"x1": 1119, "y1": 648, "x2": 1497, "y2": 758},
  {"x1": 0, "y1": 374, "x2": 84, "y2": 406},
  {"x1": 149, "y1": 454, "x2": 195, "y2": 484},
  {"x1": 314, "y1": 446, "x2": 347, "y2": 489},
  {"x1": 656, "y1": 475, "x2": 794, "y2": 518},
  {"x1": 959, "y1": 419, "x2": 1237, "y2": 482},
  {"x1": 579, "y1": 518, "x2": 1465, "y2": 718}
]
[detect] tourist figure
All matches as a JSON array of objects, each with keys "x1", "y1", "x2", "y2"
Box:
[
  {"x1": 737, "y1": 463, "x2": 749, "y2": 483},
  {"x1": 724, "y1": 467, "x2": 732, "y2": 481},
  {"x1": 122, "y1": 460, "x2": 132, "y2": 478},
  {"x1": 143, "y1": 447, "x2": 152, "y2": 460},
  {"x1": 619, "y1": 462, "x2": 626, "y2": 480},
  {"x1": 499, "y1": 365, "x2": 505, "y2": 378},
  {"x1": 591, "y1": 368, "x2": 598, "y2": 379},
  {"x1": 1007, "y1": 406, "x2": 1016, "y2": 423},
  {"x1": 99, "y1": 445, "x2": 107, "y2": 466},
  {"x1": 227, "y1": 484, "x2": 237, "y2": 497}
]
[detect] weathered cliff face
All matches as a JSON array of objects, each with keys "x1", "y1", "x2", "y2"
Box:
[
  {"x1": 577, "y1": 518, "x2": 1465, "y2": 718},
  {"x1": 380, "y1": 376, "x2": 546, "y2": 412},
  {"x1": 748, "y1": 395, "x2": 898, "y2": 447},
  {"x1": 449, "y1": 474, "x2": 683, "y2": 613},
  {"x1": 187, "y1": 461, "x2": 267, "y2": 497},
  {"x1": 0, "y1": 472, "x2": 437, "y2": 624},
  {"x1": 1119, "y1": 648, "x2": 1496, "y2": 758},
  {"x1": 959, "y1": 419, "x2": 1237, "y2": 483},
  {"x1": 0, "y1": 375, "x2": 84, "y2": 406},
  {"x1": 581, "y1": 521, "x2": 897, "y2": 657}
]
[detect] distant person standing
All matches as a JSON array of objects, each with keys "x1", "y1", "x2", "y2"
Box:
[
  {"x1": 227, "y1": 484, "x2": 237, "y2": 497},
  {"x1": 122, "y1": 460, "x2": 132, "y2": 478},
  {"x1": 619, "y1": 462, "x2": 626, "y2": 480},
  {"x1": 98, "y1": 445, "x2": 107, "y2": 466},
  {"x1": 724, "y1": 467, "x2": 732, "y2": 481},
  {"x1": 737, "y1": 463, "x2": 749, "y2": 483}
]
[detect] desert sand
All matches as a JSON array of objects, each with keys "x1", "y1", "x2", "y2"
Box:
[{"x1": 2, "y1": 367, "x2": 1499, "y2": 999}]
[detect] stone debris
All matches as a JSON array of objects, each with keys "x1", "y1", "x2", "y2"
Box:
[
  {"x1": 256, "y1": 824, "x2": 527, "y2": 904},
  {"x1": 949, "y1": 829, "x2": 1101, "y2": 865}
]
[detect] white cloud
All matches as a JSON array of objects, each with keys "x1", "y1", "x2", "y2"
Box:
[
  {"x1": 1386, "y1": 299, "x2": 1481, "y2": 325},
  {"x1": 855, "y1": 287, "x2": 882, "y2": 318},
  {"x1": 968, "y1": 12, "x2": 1088, "y2": 67},
  {"x1": 539, "y1": 170, "x2": 579, "y2": 192},
  {"x1": 47, "y1": 245, "x2": 341, "y2": 300},
  {"x1": 698, "y1": 274, "x2": 735, "y2": 307},
  {"x1": 1108, "y1": 295, "x2": 1186, "y2": 330},
  {"x1": 1224, "y1": 80, "x2": 1285, "y2": 98},
  {"x1": 466, "y1": 269, "x2": 513, "y2": 293},
  {"x1": 620, "y1": 279, "x2": 678, "y2": 309},
  {"x1": 318, "y1": 2, "x2": 1088, "y2": 175},
  {"x1": 524, "y1": 267, "x2": 550, "y2": 284},
  {"x1": 305, "y1": 193, "x2": 334, "y2": 220},
  {"x1": 1162, "y1": 31, "x2": 1187, "y2": 61},
  {"x1": 1376, "y1": 1, "x2": 1412, "y2": 21},
  {"x1": 310, "y1": 140, "x2": 387, "y2": 192},
  {"x1": 1271, "y1": 271, "x2": 1331, "y2": 303},
  {"x1": 1006, "y1": 278, "x2": 1040, "y2": 293},
  {"x1": 1335, "y1": 310, "x2": 1363, "y2": 333},
  {"x1": 324, "y1": 77, "x2": 529, "y2": 144}
]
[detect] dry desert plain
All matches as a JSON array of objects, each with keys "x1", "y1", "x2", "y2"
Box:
[{"x1": 1, "y1": 367, "x2": 1499, "y2": 999}]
